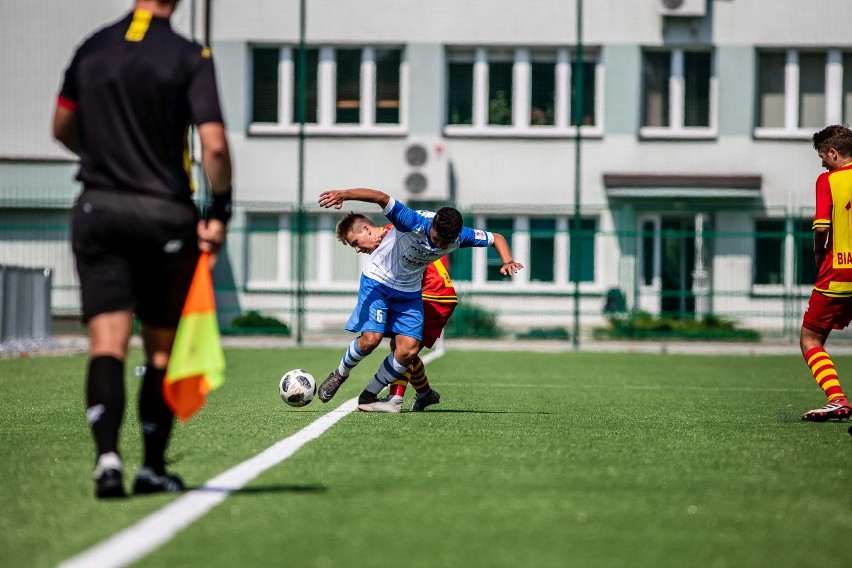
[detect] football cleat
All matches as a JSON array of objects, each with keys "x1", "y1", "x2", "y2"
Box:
[
  {"x1": 133, "y1": 467, "x2": 185, "y2": 494},
  {"x1": 93, "y1": 453, "x2": 126, "y2": 499},
  {"x1": 318, "y1": 369, "x2": 346, "y2": 403},
  {"x1": 357, "y1": 394, "x2": 402, "y2": 413},
  {"x1": 801, "y1": 398, "x2": 852, "y2": 422},
  {"x1": 411, "y1": 389, "x2": 441, "y2": 412}
]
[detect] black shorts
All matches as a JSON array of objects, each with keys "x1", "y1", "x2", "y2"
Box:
[{"x1": 71, "y1": 188, "x2": 200, "y2": 327}]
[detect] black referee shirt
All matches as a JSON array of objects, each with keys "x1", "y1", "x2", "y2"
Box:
[{"x1": 58, "y1": 9, "x2": 224, "y2": 200}]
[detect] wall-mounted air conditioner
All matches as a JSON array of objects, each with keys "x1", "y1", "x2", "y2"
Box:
[
  {"x1": 401, "y1": 138, "x2": 449, "y2": 201},
  {"x1": 659, "y1": 0, "x2": 706, "y2": 17}
]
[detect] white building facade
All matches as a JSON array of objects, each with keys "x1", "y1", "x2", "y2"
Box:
[{"x1": 2, "y1": 0, "x2": 850, "y2": 336}]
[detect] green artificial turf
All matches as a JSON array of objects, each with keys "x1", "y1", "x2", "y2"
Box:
[{"x1": 1, "y1": 348, "x2": 851, "y2": 567}]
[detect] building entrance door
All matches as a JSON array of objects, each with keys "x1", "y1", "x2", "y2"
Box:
[{"x1": 660, "y1": 217, "x2": 696, "y2": 318}]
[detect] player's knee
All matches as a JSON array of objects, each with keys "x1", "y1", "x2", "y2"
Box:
[
  {"x1": 358, "y1": 333, "x2": 383, "y2": 353},
  {"x1": 394, "y1": 339, "x2": 420, "y2": 362}
]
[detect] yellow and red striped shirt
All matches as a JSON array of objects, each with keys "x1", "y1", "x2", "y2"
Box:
[{"x1": 813, "y1": 162, "x2": 852, "y2": 296}]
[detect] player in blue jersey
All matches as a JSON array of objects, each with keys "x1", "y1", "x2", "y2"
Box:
[{"x1": 316, "y1": 188, "x2": 523, "y2": 410}]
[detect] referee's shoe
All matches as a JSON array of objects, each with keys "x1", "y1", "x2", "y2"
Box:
[
  {"x1": 93, "y1": 452, "x2": 125, "y2": 499},
  {"x1": 133, "y1": 467, "x2": 186, "y2": 494}
]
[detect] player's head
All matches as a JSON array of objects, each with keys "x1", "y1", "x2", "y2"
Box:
[
  {"x1": 430, "y1": 207, "x2": 463, "y2": 250},
  {"x1": 336, "y1": 212, "x2": 383, "y2": 254},
  {"x1": 812, "y1": 125, "x2": 852, "y2": 170}
]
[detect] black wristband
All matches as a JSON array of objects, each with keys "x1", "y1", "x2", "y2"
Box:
[{"x1": 208, "y1": 189, "x2": 233, "y2": 223}]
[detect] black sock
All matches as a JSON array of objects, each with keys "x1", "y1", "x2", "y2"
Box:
[
  {"x1": 358, "y1": 389, "x2": 377, "y2": 403},
  {"x1": 138, "y1": 366, "x2": 174, "y2": 475},
  {"x1": 86, "y1": 356, "x2": 126, "y2": 458}
]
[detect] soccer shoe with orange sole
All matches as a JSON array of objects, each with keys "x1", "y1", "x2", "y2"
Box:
[{"x1": 801, "y1": 397, "x2": 852, "y2": 422}]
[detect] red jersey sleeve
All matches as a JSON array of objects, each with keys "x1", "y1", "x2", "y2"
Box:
[{"x1": 813, "y1": 172, "x2": 832, "y2": 230}]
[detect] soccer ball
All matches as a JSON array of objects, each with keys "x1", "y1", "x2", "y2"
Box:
[{"x1": 278, "y1": 369, "x2": 316, "y2": 407}]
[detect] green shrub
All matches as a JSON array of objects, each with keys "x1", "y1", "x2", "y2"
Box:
[
  {"x1": 225, "y1": 311, "x2": 291, "y2": 336},
  {"x1": 593, "y1": 311, "x2": 760, "y2": 341},
  {"x1": 444, "y1": 303, "x2": 503, "y2": 338},
  {"x1": 515, "y1": 327, "x2": 570, "y2": 340}
]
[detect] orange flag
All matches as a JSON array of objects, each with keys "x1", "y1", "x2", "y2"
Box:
[{"x1": 163, "y1": 252, "x2": 226, "y2": 421}]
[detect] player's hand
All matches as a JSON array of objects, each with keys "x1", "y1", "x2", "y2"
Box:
[
  {"x1": 198, "y1": 219, "x2": 227, "y2": 268},
  {"x1": 318, "y1": 190, "x2": 347, "y2": 209},
  {"x1": 500, "y1": 260, "x2": 524, "y2": 276}
]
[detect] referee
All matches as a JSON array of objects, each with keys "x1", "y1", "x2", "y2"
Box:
[{"x1": 52, "y1": 0, "x2": 233, "y2": 499}]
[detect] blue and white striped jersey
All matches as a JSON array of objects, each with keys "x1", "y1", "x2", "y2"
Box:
[{"x1": 362, "y1": 197, "x2": 494, "y2": 292}]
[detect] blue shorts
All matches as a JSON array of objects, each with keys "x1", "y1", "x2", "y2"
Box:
[{"x1": 346, "y1": 275, "x2": 423, "y2": 340}]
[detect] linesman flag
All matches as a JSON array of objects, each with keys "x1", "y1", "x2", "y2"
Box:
[{"x1": 163, "y1": 251, "x2": 226, "y2": 421}]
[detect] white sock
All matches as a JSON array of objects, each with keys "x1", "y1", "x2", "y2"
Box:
[{"x1": 338, "y1": 339, "x2": 367, "y2": 378}]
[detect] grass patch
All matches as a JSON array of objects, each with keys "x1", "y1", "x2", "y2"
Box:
[{"x1": 1, "y1": 348, "x2": 850, "y2": 567}]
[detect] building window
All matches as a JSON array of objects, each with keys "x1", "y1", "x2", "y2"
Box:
[
  {"x1": 529, "y1": 218, "x2": 556, "y2": 282},
  {"x1": 753, "y1": 220, "x2": 784, "y2": 286},
  {"x1": 249, "y1": 46, "x2": 405, "y2": 133},
  {"x1": 641, "y1": 48, "x2": 715, "y2": 137},
  {"x1": 798, "y1": 53, "x2": 826, "y2": 129},
  {"x1": 757, "y1": 52, "x2": 785, "y2": 129},
  {"x1": 488, "y1": 58, "x2": 514, "y2": 126},
  {"x1": 375, "y1": 49, "x2": 401, "y2": 124},
  {"x1": 795, "y1": 219, "x2": 818, "y2": 286},
  {"x1": 246, "y1": 214, "x2": 283, "y2": 285},
  {"x1": 571, "y1": 60, "x2": 596, "y2": 126},
  {"x1": 447, "y1": 59, "x2": 474, "y2": 125},
  {"x1": 756, "y1": 49, "x2": 852, "y2": 138},
  {"x1": 530, "y1": 62, "x2": 556, "y2": 126},
  {"x1": 335, "y1": 49, "x2": 362, "y2": 124},
  {"x1": 251, "y1": 47, "x2": 280, "y2": 124},
  {"x1": 569, "y1": 217, "x2": 596, "y2": 283},
  {"x1": 642, "y1": 220, "x2": 655, "y2": 286},
  {"x1": 684, "y1": 52, "x2": 712, "y2": 127},
  {"x1": 292, "y1": 48, "x2": 319, "y2": 124},
  {"x1": 445, "y1": 47, "x2": 600, "y2": 135}
]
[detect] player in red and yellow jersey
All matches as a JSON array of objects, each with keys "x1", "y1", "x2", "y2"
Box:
[
  {"x1": 335, "y1": 217, "x2": 458, "y2": 412},
  {"x1": 800, "y1": 125, "x2": 852, "y2": 421},
  {"x1": 385, "y1": 255, "x2": 458, "y2": 411}
]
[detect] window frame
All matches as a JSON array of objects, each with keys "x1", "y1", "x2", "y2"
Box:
[
  {"x1": 248, "y1": 45, "x2": 408, "y2": 137},
  {"x1": 244, "y1": 212, "x2": 362, "y2": 291},
  {"x1": 444, "y1": 47, "x2": 603, "y2": 138},
  {"x1": 750, "y1": 216, "x2": 815, "y2": 297},
  {"x1": 754, "y1": 48, "x2": 849, "y2": 140},
  {"x1": 639, "y1": 47, "x2": 718, "y2": 140},
  {"x1": 461, "y1": 214, "x2": 597, "y2": 292}
]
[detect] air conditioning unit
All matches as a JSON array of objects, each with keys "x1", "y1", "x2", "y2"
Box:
[
  {"x1": 401, "y1": 138, "x2": 449, "y2": 201},
  {"x1": 659, "y1": 0, "x2": 706, "y2": 17}
]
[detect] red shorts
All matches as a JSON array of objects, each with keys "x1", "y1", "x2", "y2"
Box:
[
  {"x1": 802, "y1": 290, "x2": 852, "y2": 335},
  {"x1": 421, "y1": 301, "x2": 456, "y2": 349}
]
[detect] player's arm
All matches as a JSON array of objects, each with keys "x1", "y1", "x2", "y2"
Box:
[
  {"x1": 318, "y1": 188, "x2": 390, "y2": 210},
  {"x1": 814, "y1": 226, "x2": 829, "y2": 267},
  {"x1": 196, "y1": 122, "x2": 232, "y2": 263},
  {"x1": 491, "y1": 232, "x2": 524, "y2": 275},
  {"x1": 812, "y1": 173, "x2": 832, "y2": 268},
  {"x1": 52, "y1": 100, "x2": 78, "y2": 155}
]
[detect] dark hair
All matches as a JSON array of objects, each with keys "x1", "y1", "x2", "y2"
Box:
[
  {"x1": 432, "y1": 207, "x2": 463, "y2": 242},
  {"x1": 812, "y1": 125, "x2": 852, "y2": 156},
  {"x1": 336, "y1": 212, "x2": 376, "y2": 244}
]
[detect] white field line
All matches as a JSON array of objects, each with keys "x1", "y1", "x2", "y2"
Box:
[{"x1": 59, "y1": 347, "x2": 445, "y2": 568}]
